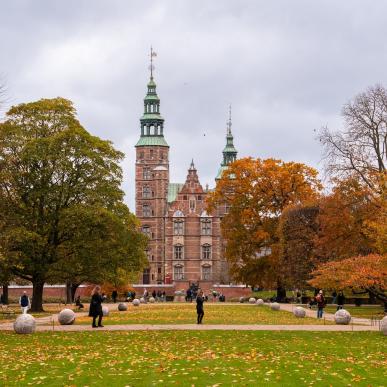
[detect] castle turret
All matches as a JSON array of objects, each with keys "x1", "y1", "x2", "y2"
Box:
[
  {"x1": 216, "y1": 106, "x2": 238, "y2": 180},
  {"x1": 135, "y1": 48, "x2": 169, "y2": 284}
]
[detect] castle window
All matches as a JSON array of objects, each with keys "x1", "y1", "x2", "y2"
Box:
[
  {"x1": 150, "y1": 149, "x2": 154, "y2": 159},
  {"x1": 202, "y1": 244, "x2": 211, "y2": 260},
  {"x1": 201, "y1": 219, "x2": 212, "y2": 235},
  {"x1": 174, "y1": 265, "x2": 184, "y2": 280},
  {"x1": 143, "y1": 204, "x2": 151, "y2": 217},
  {"x1": 142, "y1": 226, "x2": 151, "y2": 238},
  {"x1": 198, "y1": 195, "x2": 202, "y2": 201},
  {"x1": 143, "y1": 167, "x2": 151, "y2": 180},
  {"x1": 202, "y1": 265, "x2": 211, "y2": 280},
  {"x1": 143, "y1": 186, "x2": 151, "y2": 198},
  {"x1": 173, "y1": 220, "x2": 184, "y2": 235},
  {"x1": 189, "y1": 199, "x2": 195, "y2": 211},
  {"x1": 174, "y1": 244, "x2": 184, "y2": 260}
]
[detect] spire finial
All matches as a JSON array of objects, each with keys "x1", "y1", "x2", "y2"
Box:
[
  {"x1": 149, "y1": 46, "x2": 157, "y2": 79},
  {"x1": 227, "y1": 104, "x2": 232, "y2": 135},
  {"x1": 190, "y1": 158, "x2": 195, "y2": 169}
]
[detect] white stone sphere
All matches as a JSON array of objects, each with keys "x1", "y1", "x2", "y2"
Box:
[
  {"x1": 118, "y1": 303, "x2": 128, "y2": 311},
  {"x1": 149, "y1": 297, "x2": 155, "y2": 303},
  {"x1": 239, "y1": 297, "x2": 245, "y2": 303},
  {"x1": 132, "y1": 298, "x2": 140, "y2": 306},
  {"x1": 256, "y1": 299, "x2": 264, "y2": 306},
  {"x1": 14, "y1": 314, "x2": 36, "y2": 334},
  {"x1": 380, "y1": 316, "x2": 387, "y2": 336},
  {"x1": 140, "y1": 297, "x2": 146, "y2": 303},
  {"x1": 102, "y1": 306, "x2": 109, "y2": 316},
  {"x1": 334, "y1": 309, "x2": 351, "y2": 325},
  {"x1": 58, "y1": 308, "x2": 75, "y2": 325},
  {"x1": 293, "y1": 306, "x2": 306, "y2": 318},
  {"x1": 249, "y1": 297, "x2": 256, "y2": 304},
  {"x1": 270, "y1": 302, "x2": 280, "y2": 311}
]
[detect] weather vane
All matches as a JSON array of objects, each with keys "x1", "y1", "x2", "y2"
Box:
[{"x1": 149, "y1": 46, "x2": 157, "y2": 79}]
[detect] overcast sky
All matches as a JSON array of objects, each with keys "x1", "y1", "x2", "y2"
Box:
[{"x1": 1, "y1": 1, "x2": 387, "y2": 210}]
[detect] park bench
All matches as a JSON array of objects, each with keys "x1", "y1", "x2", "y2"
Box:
[{"x1": 0, "y1": 304, "x2": 16, "y2": 319}]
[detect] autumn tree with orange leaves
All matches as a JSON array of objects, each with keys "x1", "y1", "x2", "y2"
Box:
[
  {"x1": 207, "y1": 158, "x2": 322, "y2": 290},
  {"x1": 309, "y1": 254, "x2": 387, "y2": 305}
]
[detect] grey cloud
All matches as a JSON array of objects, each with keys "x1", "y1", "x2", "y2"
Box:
[{"x1": 1, "y1": 0, "x2": 387, "y2": 210}]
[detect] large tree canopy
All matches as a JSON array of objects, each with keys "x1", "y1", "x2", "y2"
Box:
[
  {"x1": 207, "y1": 157, "x2": 321, "y2": 287},
  {"x1": 309, "y1": 254, "x2": 387, "y2": 303},
  {"x1": 0, "y1": 98, "x2": 147, "y2": 311}
]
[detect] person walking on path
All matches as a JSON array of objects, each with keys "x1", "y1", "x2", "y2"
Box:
[
  {"x1": 19, "y1": 291, "x2": 30, "y2": 314},
  {"x1": 316, "y1": 290, "x2": 326, "y2": 319},
  {"x1": 196, "y1": 289, "x2": 204, "y2": 324},
  {"x1": 89, "y1": 286, "x2": 104, "y2": 328},
  {"x1": 336, "y1": 291, "x2": 345, "y2": 311},
  {"x1": 112, "y1": 290, "x2": 118, "y2": 303}
]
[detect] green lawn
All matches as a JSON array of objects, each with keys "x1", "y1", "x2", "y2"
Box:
[
  {"x1": 76, "y1": 304, "x2": 332, "y2": 325},
  {"x1": 0, "y1": 331, "x2": 385, "y2": 386}
]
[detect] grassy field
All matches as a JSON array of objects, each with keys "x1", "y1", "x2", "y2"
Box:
[
  {"x1": 0, "y1": 330, "x2": 385, "y2": 386},
  {"x1": 324, "y1": 305, "x2": 385, "y2": 319},
  {"x1": 75, "y1": 304, "x2": 332, "y2": 325}
]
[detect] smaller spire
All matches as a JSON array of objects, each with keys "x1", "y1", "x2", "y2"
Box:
[
  {"x1": 227, "y1": 104, "x2": 232, "y2": 135},
  {"x1": 189, "y1": 158, "x2": 195, "y2": 170},
  {"x1": 149, "y1": 46, "x2": 157, "y2": 80}
]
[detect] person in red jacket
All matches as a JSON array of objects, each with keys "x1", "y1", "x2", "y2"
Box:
[{"x1": 315, "y1": 290, "x2": 326, "y2": 319}]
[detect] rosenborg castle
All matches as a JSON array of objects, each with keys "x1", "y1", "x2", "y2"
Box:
[{"x1": 135, "y1": 72, "x2": 238, "y2": 287}]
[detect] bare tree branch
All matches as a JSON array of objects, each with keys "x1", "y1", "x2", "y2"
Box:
[{"x1": 319, "y1": 84, "x2": 387, "y2": 193}]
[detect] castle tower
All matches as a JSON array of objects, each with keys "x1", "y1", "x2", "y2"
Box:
[
  {"x1": 135, "y1": 48, "x2": 169, "y2": 284},
  {"x1": 216, "y1": 106, "x2": 238, "y2": 180}
]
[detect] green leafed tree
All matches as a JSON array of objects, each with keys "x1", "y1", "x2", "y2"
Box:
[{"x1": 0, "y1": 98, "x2": 147, "y2": 311}]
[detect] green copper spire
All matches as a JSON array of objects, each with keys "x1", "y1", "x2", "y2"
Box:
[
  {"x1": 216, "y1": 105, "x2": 238, "y2": 180},
  {"x1": 136, "y1": 47, "x2": 169, "y2": 147}
]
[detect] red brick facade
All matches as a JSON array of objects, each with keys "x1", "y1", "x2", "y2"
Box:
[{"x1": 134, "y1": 74, "x2": 235, "y2": 288}]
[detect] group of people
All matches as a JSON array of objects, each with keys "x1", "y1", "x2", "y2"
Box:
[
  {"x1": 307, "y1": 289, "x2": 346, "y2": 318},
  {"x1": 86, "y1": 285, "x2": 207, "y2": 326}
]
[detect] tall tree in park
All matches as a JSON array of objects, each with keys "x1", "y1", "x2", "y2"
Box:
[
  {"x1": 0, "y1": 98, "x2": 147, "y2": 311},
  {"x1": 50, "y1": 204, "x2": 147, "y2": 302},
  {"x1": 207, "y1": 157, "x2": 322, "y2": 289},
  {"x1": 309, "y1": 254, "x2": 387, "y2": 305},
  {"x1": 277, "y1": 204, "x2": 320, "y2": 289},
  {"x1": 319, "y1": 84, "x2": 386, "y2": 194},
  {"x1": 315, "y1": 177, "x2": 380, "y2": 261}
]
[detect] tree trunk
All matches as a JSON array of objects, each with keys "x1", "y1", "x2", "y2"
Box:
[
  {"x1": 31, "y1": 280, "x2": 45, "y2": 312},
  {"x1": 66, "y1": 281, "x2": 72, "y2": 304},
  {"x1": 2, "y1": 283, "x2": 9, "y2": 304},
  {"x1": 71, "y1": 283, "x2": 80, "y2": 302}
]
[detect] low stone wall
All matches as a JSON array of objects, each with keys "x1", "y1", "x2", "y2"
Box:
[{"x1": 0, "y1": 284, "x2": 93, "y2": 301}]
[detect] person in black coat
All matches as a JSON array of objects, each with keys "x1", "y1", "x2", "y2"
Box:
[
  {"x1": 336, "y1": 291, "x2": 345, "y2": 310},
  {"x1": 196, "y1": 289, "x2": 204, "y2": 324},
  {"x1": 89, "y1": 286, "x2": 104, "y2": 328}
]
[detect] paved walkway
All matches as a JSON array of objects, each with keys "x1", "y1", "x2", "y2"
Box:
[
  {"x1": 0, "y1": 302, "x2": 382, "y2": 332},
  {"x1": 0, "y1": 322, "x2": 380, "y2": 332}
]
